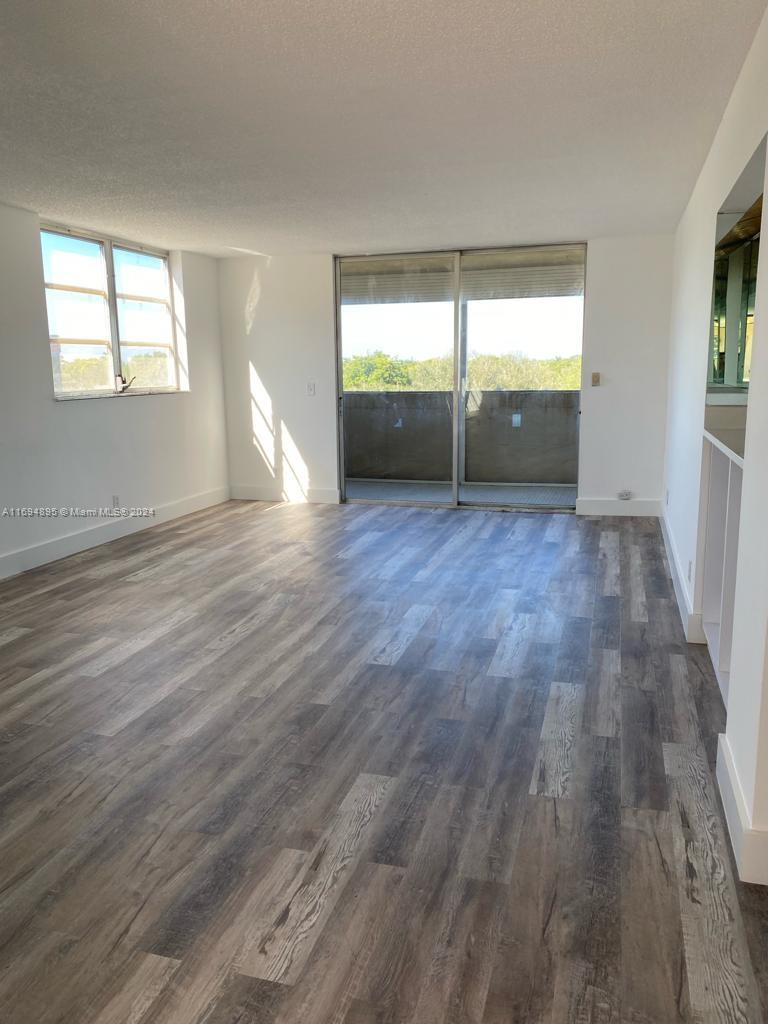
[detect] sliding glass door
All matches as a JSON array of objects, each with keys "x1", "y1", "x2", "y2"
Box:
[
  {"x1": 458, "y1": 246, "x2": 585, "y2": 507},
  {"x1": 338, "y1": 254, "x2": 456, "y2": 504},
  {"x1": 337, "y1": 245, "x2": 585, "y2": 508}
]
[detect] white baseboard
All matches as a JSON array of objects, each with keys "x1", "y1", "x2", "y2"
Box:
[
  {"x1": 716, "y1": 733, "x2": 768, "y2": 884},
  {"x1": 0, "y1": 486, "x2": 230, "y2": 581},
  {"x1": 229, "y1": 485, "x2": 282, "y2": 502},
  {"x1": 685, "y1": 611, "x2": 706, "y2": 644},
  {"x1": 659, "y1": 514, "x2": 706, "y2": 643},
  {"x1": 230, "y1": 484, "x2": 340, "y2": 505},
  {"x1": 308, "y1": 488, "x2": 341, "y2": 504},
  {"x1": 575, "y1": 498, "x2": 662, "y2": 517}
]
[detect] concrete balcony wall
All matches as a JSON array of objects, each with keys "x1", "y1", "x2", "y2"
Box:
[
  {"x1": 344, "y1": 391, "x2": 454, "y2": 480},
  {"x1": 343, "y1": 390, "x2": 579, "y2": 484}
]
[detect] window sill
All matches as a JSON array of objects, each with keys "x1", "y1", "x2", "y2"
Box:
[{"x1": 54, "y1": 387, "x2": 186, "y2": 402}]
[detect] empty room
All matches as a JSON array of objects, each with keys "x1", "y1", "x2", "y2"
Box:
[{"x1": 2, "y1": 1, "x2": 768, "y2": 1021}]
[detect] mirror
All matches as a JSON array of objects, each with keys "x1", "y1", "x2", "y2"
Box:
[{"x1": 707, "y1": 140, "x2": 765, "y2": 405}]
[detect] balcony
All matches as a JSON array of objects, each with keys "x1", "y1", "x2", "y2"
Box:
[{"x1": 343, "y1": 389, "x2": 579, "y2": 506}]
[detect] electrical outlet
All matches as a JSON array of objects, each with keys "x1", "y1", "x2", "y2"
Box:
[
  {"x1": 306, "y1": 381, "x2": 316, "y2": 397},
  {"x1": 591, "y1": 371, "x2": 601, "y2": 387},
  {"x1": 617, "y1": 489, "x2": 632, "y2": 501},
  {"x1": 687, "y1": 560, "x2": 692, "y2": 582}
]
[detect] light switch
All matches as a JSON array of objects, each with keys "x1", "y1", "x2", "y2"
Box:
[
  {"x1": 591, "y1": 372, "x2": 601, "y2": 387},
  {"x1": 306, "y1": 381, "x2": 316, "y2": 396}
]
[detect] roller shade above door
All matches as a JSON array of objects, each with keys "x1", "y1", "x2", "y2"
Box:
[
  {"x1": 339, "y1": 254, "x2": 454, "y2": 305},
  {"x1": 339, "y1": 245, "x2": 585, "y2": 304},
  {"x1": 460, "y1": 244, "x2": 585, "y2": 301}
]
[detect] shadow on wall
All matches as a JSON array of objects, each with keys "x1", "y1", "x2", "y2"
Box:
[
  {"x1": 243, "y1": 258, "x2": 311, "y2": 502},
  {"x1": 249, "y1": 361, "x2": 309, "y2": 501}
]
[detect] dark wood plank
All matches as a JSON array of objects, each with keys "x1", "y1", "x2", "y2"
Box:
[
  {"x1": 663, "y1": 743, "x2": 761, "y2": 1022},
  {"x1": 483, "y1": 795, "x2": 574, "y2": 1024},
  {"x1": 621, "y1": 808, "x2": 692, "y2": 1023},
  {"x1": 551, "y1": 735, "x2": 621, "y2": 1021},
  {"x1": 620, "y1": 685, "x2": 668, "y2": 811}
]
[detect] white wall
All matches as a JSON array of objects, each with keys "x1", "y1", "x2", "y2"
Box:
[
  {"x1": 663, "y1": 6, "x2": 768, "y2": 881},
  {"x1": 665, "y1": 23, "x2": 768, "y2": 622},
  {"x1": 0, "y1": 202, "x2": 230, "y2": 578},
  {"x1": 218, "y1": 254, "x2": 339, "y2": 504},
  {"x1": 577, "y1": 234, "x2": 674, "y2": 516},
  {"x1": 216, "y1": 243, "x2": 675, "y2": 514}
]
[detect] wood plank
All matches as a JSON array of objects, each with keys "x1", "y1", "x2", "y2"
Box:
[
  {"x1": 620, "y1": 686, "x2": 668, "y2": 810},
  {"x1": 583, "y1": 647, "x2": 621, "y2": 739},
  {"x1": 355, "y1": 784, "x2": 482, "y2": 1023},
  {"x1": 598, "y1": 529, "x2": 621, "y2": 597},
  {"x1": 621, "y1": 807, "x2": 692, "y2": 1023},
  {"x1": 270, "y1": 860, "x2": 404, "y2": 1024},
  {"x1": 486, "y1": 614, "x2": 535, "y2": 677},
  {"x1": 663, "y1": 743, "x2": 761, "y2": 1023},
  {"x1": 367, "y1": 604, "x2": 435, "y2": 666},
  {"x1": 88, "y1": 952, "x2": 181, "y2": 1024},
  {"x1": 551, "y1": 736, "x2": 621, "y2": 1022},
  {"x1": 240, "y1": 773, "x2": 392, "y2": 984},
  {"x1": 483, "y1": 796, "x2": 574, "y2": 1023},
  {"x1": 529, "y1": 681, "x2": 584, "y2": 798},
  {"x1": 140, "y1": 847, "x2": 308, "y2": 1023}
]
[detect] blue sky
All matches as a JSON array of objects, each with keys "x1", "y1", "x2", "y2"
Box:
[{"x1": 341, "y1": 296, "x2": 584, "y2": 361}]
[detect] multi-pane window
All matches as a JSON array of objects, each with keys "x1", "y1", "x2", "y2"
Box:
[{"x1": 41, "y1": 228, "x2": 179, "y2": 397}]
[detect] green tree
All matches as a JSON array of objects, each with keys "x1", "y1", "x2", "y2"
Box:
[
  {"x1": 59, "y1": 356, "x2": 111, "y2": 392},
  {"x1": 57, "y1": 350, "x2": 173, "y2": 392},
  {"x1": 405, "y1": 355, "x2": 454, "y2": 390},
  {"x1": 467, "y1": 353, "x2": 582, "y2": 390},
  {"x1": 343, "y1": 349, "x2": 582, "y2": 392},
  {"x1": 344, "y1": 351, "x2": 412, "y2": 390},
  {"x1": 122, "y1": 351, "x2": 171, "y2": 388}
]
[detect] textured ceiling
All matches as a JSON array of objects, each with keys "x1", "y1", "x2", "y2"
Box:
[{"x1": 0, "y1": 0, "x2": 766, "y2": 256}]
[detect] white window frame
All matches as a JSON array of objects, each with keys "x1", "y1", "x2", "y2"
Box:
[{"x1": 41, "y1": 223, "x2": 181, "y2": 400}]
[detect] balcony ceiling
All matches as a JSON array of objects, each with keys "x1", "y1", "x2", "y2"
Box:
[{"x1": 0, "y1": 0, "x2": 765, "y2": 255}]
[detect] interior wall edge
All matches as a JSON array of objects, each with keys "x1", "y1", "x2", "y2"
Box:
[
  {"x1": 660, "y1": 512, "x2": 706, "y2": 643},
  {"x1": 717, "y1": 732, "x2": 768, "y2": 884},
  {"x1": 0, "y1": 487, "x2": 230, "y2": 581},
  {"x1": 662, "y1": 6, "x2": 768, "y2": 630}
]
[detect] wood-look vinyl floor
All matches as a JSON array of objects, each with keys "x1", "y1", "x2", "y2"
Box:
[{"x1": 0, "y1": 500, "x2": 765, "y2": 1024}]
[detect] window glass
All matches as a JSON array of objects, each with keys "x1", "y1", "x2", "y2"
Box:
[
  {"x1": 113, "y1": 247, "x2": 169, "y2": 300},
  {"x1": 121, "y1": 347, "x2": 176, "y2": 390},
  {"x1": 116, "y1": 298, "x2": 173, "y2": 346},
  {"x1": 41, "y1": 232, "x2": 107, "y2": 291},
  {"x1": 41, "y1": 231, "x2": 113, "y2": 394},
  {"x1": 51, "y1": 344, "x2": 114, "y2": 394},
  {"x1": 461, "y1": 246, "x2": 585, "y2": 391},
  {"x1": 45, "y1": 289, "x2": 111, "y2": 342},
  {"x1": 40, "y1": 230, "x2": 179, "y2": 396},
  {"x1": 114, "y1": 247, "x2": 176, "y2": 389}
]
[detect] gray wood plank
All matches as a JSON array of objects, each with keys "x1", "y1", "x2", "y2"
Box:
[
  {"x1": 664, "y1": 742, "x2": 761, "y2": 1023},
  {"x1": 529, "y1": 681, "x2": 585, "y2": 798}
]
